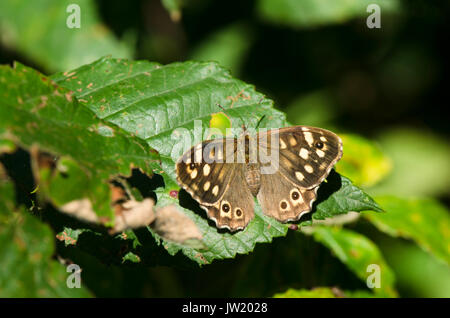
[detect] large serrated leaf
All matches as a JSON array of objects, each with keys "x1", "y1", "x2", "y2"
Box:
[
  {"x1": 49, "y1": 57, "x2": 382, "y2": 264},
  {"x1": 51, "y1": 56, "x2": 287, "y2": 182},
  {"x1": 0, "y1": 62, "x2": 160, "y2": 222},
  {"x1": 304, "y1": 171, "x2": 382, "y2": 224}
]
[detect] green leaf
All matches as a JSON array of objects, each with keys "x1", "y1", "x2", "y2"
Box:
[
  {"x1": 273, "y1": 287, "x2": 380, "y2": 298},
  {"x1": 0, "y1": 0, "x2": 133, "y2": 72},
  {"x1": 0, "y1": 176, "x2": 91, "y2": 296},
  {"x1": 343, "y1": 289, "x2": 383, "y2": 298},
  {"x1": 305, "y1": 226, "x2": 397, "y2": 297},
  {"x1": 365, "y1": 196, "x2": 450, "y2": 265},
  {"x1": 50, "y1": 57, "x2": 287, "y2": 185},
  {"x1": 306, "y1": 172, "x2": 382, "y2": 224},
  {"x1": 257, "y1": 0, "x2": 400, "y2": 28},
  {"x1": 48, "y1": 57, "x2": 381, "y2": 264},
  {"x1": 0, "y1": 62, "x2": 160, "y2": 223},
  {"x1": 56, "y1": 227, "x2": 87, "y2": 247},
  {"x1": 50, "y1": 57, "x2": 287, "y2": 177},
  {"x1": 273, "y1": 287, "x2": 337, "y2": 298},
  {"x1": 335, "y1": 134, "x2": 392, "y2": 188},
  {"x1": 376, "y1": 238, "x2": 450, "y2": 297},
  {"x1": 122, "y1": 251, "x2": 141, "y2": 264}
]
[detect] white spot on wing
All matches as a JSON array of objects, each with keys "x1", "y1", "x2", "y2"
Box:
[
  {"x1": 305, "y1": 165, "x2": 314, "y2": 173},
  {"x1": 203, "y1": 164, "x2": 211, "y2": 176},
  {"x1": 289, "y1": 137, "x2": 297, "y2": 146},
  {"x1": 299, "y1": 148, "x2": 309, "y2": 159},
  {"x1": 304, "y1": 132, "x2": 314, "y2": 146},
  {"x1": 212, "y1": 185, "x2": 219, "y2": 196}
]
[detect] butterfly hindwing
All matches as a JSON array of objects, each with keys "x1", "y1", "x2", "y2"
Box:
[
  {"x1": 202, "y1": 166, "x2": 255, "y2": 231},
  {"x1": 256, "y1": 126, "x2": 342, "y2": 221},
  {"x1": 257, "y1": 171, "x2": 318, "y2": 222}
]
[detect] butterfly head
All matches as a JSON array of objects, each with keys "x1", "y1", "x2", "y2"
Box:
[{"x1": 216, "y1": 103, "x2": 266, "y2": 137}]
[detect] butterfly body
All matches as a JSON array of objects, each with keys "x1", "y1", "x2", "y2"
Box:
[
  {"x1": 244, "y1": 163, "x2": 261, "y2": 196},
  {"x1": 176, "y1": 126, "x2": 343, "y2": 231}
]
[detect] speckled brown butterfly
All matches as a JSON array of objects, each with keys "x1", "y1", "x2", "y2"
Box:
[{"x1": 176, "y1": 125, "x2": 343, "y2": 231}]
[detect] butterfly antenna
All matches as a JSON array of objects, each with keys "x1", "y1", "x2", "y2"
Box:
[
  {"x1": 216, "y1": 103, "x2": 247, "y2": 133},
  {"x1": 255, "y1": 114, "x2": 266, "y2": 130}
]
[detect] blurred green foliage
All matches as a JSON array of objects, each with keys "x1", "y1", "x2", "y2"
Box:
[
  {"x1": 0, "y1": 169, "x2": 91, "y2": 297},
  {"x1": 305, "y1": 226, "x2": 397, "y2": 297},
  {"x1": 0, "y1": 0, "x2": 132, "y2": 72},
  {"x1": 257, "y1": 0, "x2": 400, "y2": 28},
  {"x1": 190, "y1": 22, "x2": 254, "y2": 76},
  {"x1": 370, "y1": 128, "x2": 450, "y2": 198},
  {"x1": 0, "y1": 0, "x2": 449, "y2": 298}
]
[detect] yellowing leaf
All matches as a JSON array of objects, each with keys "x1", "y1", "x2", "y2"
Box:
[{"x1": 336, "y1": 134, "x2": 392, "y2": 188}]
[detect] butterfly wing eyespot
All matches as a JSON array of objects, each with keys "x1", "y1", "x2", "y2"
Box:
[
  {"x1": 279, "y1": 200, "x2": 289, "y2": 211},
  {"x1": 221, "y1": 202, "x2": 230, "y2": 212}
]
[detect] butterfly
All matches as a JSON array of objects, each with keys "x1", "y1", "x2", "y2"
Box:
[{"x1": 175, "y1": 125, "x2": 343, "y2": 231}]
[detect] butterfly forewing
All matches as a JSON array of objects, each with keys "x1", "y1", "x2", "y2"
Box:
[
  {"x1": 176, "y1": 138, "x2": 233, "y2": 204},
  {"x1": 176, "y1": 137, "x2": 255, "y2": 231},
  {"x1": 258, "y1": 126, "x2": 343, "y2": 190}
]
